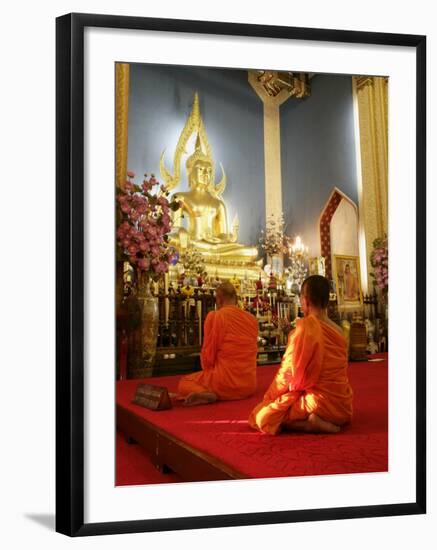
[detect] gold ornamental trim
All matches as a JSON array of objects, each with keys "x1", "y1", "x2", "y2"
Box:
[{"x1": 115, "y1": 63, "x2": 130, "y2": 190}]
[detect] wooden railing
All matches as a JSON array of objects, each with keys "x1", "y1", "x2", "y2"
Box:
[
  {"x1": 156, "y1": 289, "x2": 216, "y2": 351},
  {"x1": 152, "y1": 289, "x2": 297, "y2": 375}
]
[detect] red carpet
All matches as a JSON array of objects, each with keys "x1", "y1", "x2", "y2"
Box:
[{"x1": 117, "y1": 354, "x2": 388, "y2": 484}]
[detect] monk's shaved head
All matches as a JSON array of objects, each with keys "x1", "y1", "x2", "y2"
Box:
[
  {"x1": 301, "y1": 275, "x2": 330, "y2": 309},
  {"x1": 216, "y1": 282, "x2": 238, "y2": 306}
]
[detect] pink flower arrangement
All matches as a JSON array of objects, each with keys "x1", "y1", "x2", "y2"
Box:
[
  {"x1": 370, "y1": 236, "x2": 388, "y2": 296},
  {"x1": 117, "y1": 171, "x2": 180, "y2": 281}
]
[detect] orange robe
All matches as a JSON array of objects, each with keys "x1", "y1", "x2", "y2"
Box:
[
  {"x1": 249, "y1": 315, "x2": 353, "y2": 435},
  {"x1": 178, "y1": 305, "x2": 258, "y2": 400}
]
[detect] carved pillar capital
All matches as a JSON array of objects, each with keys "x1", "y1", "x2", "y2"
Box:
[
  {"x1": 248, "y1": 70, "x2": 311, "y2": 105},
  {"x1": 355, "y1": 75, "x2": 374, "y2": 90}
]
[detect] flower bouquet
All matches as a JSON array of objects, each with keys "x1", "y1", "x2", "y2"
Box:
[
  {"x1": 116, "y1": 171, "x2": 180, "y2": 282},
  {"x1": 116, "y1": 171, "x2": 180, "y2": 377}
]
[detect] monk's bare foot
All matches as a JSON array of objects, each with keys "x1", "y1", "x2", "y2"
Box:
[
  {"x1": 284, "y1": 414, "x2": 340, "y2": 433},
  {"x1": 168, "y1": 392, "x2": 186, "y2": 402},
  {"x1": 307, "y1": 413, "x2": 341, "y2": 433},
  {"x1": 183, "y1": 392, "x2": 218, "y2": 406}
]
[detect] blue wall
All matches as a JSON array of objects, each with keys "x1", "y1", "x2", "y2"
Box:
[
  {"x1": 281, "y1": 74, "x2": 358, "y2": 254},
  {"x1": 127, "y1": 66, "x2": 358, "y2": 255},
  {"x1": 127, "y1": 64, "x2": 265, "y2": 245}
]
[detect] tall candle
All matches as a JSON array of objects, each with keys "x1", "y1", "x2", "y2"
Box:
[
  {"x1": 197, "y1": 300, "x2": 202, "y2": 345},
  {"x1": 165, "y1": 297, "x2": 169, "y2": 325}
]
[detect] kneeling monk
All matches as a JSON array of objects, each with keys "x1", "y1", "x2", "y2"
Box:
[
  {"x1": 249, "y1": 275, "x2": 353, "y2": 434},
  {"x1": 178, "y1": 282, "x2": 258, "y2": 406}
]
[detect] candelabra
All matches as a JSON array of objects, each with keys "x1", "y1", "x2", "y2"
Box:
[{"x1": 285, "y1": 235, "x2": 309, "y2": 290}]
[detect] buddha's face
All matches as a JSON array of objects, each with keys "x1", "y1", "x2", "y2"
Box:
[{"x1": 190, "y1": 160, "x2": 212, "y2": 190}]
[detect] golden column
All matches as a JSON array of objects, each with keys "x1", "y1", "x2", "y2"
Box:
[
  {"x1": 248, "y1": 71, "x2": 310, "y2": 269},
  {"x1": 352, "y1": 76, "x2": 388, "y2": 292},
  {"x1": 115, "y1": 63, "x2": 130, "y2": 190}
]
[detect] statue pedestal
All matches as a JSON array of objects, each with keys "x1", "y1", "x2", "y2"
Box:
[{"x1": 170, "y1": 260, "x2": 263, "y2": 285}]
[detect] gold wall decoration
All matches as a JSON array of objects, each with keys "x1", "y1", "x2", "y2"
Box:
[
  {"x1": 352, "y1": 76, "x2": 388, "y2": 290},
  {"x1": 115, "y1": 63, "x2": 130, "y2": 190}
]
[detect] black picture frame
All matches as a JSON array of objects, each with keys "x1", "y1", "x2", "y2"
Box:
[{"x1": 56, "y1": 12, "x2": 426, "y2": 537}]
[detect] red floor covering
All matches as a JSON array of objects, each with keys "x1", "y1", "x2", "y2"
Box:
[{"x1": 116, "y1": 354, "x2": 388, "y2": 485}]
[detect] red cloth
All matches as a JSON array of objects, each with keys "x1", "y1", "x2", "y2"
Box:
[{"x1": 117, "y1": 354, "x2": 388, "y2": 481}]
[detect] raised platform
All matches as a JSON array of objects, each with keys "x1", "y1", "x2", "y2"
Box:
[{"x1": 116, "y1": 354, "x2": 388, "y2": 485}]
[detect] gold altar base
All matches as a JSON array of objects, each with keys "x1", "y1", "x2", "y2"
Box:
[
  {"x1": 204, "y1": 260, "x2": 263, "y2": 282},
  {"x1": 169, "y1": 261, "x2": 263, "y2": 285}
]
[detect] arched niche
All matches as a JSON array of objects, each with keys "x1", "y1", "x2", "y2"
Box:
[
  {"x1": 319, "y1": 188, "x2": 359, "y2": 281},
  {"x1": 330, "y1": 198, "x2": 359, "y2": 257}
]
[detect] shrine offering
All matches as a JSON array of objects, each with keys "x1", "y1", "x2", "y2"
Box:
[{"x1": 132, "y1": 384, "x2": 172, "y2": 410}]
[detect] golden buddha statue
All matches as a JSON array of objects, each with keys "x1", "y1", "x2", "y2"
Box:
[
  {"x1": 160, "y1": 93, "x2": 260, "y2": 277},
  {"x1": 170, "y1": 137, "x2": 257, "y2": 263}
]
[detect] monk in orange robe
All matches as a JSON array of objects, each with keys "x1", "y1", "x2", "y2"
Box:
[
  {"x1": 178, "y1": 282, "x2": 258, "y2": 406},
  {"x1": 249, "y1": 275, "x2": 353, "y2": 434}
]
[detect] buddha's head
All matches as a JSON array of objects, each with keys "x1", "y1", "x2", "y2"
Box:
[
  {"x1": 189, "y1": 159, "x2": 212, "y2": 190},
  {"x1": 186, "y1": 134, "x2": 213, "y2": 191}
]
